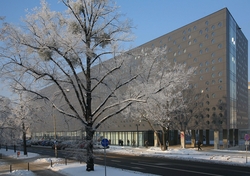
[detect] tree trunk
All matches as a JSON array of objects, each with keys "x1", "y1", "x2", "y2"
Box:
[
  {"x1": 180, "y1": 130, "x2": 186, "y2": 148},
  {"x1": 161, "y1": 127, "x2": 167, "y2": 151},
  {"x1": 85, "y1": 124, "x2": 94, "y2": 171},
  {"x1": 22, "y1": 123, "x2": 27, "y2": 155}
]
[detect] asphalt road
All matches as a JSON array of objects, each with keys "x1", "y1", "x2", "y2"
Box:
[{"x1": 8, "y1": 146, "x2": 250, "y2": 176}]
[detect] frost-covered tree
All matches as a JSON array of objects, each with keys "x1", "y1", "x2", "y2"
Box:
[
  {"x1": 169, "y1": 88, "x2": 205, "y2": 148},
  {"x1": 0, "y1": 96, "x2": 14, "y2": 145},
  {"x1": 0, "y1": 0, "x2": 142, "y2": 171},
  {"x1": 124, "y1": 47, "x2": 196, "y2": 150}
]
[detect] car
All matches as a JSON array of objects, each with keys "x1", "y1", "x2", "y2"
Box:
[
  {"x1": 20, "y1": 140, "x2": 31, "y2": 147},
  {"x1": 55, "y1": 140, "x2": 76, "y2": 150}
]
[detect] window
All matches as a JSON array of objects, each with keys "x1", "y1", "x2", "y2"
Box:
[
  {"x1": 183, "y1": 30, "x2": 186, "y2": 35},
  {"x1": 212, "y1": 59, "x2": 215, "y2": 64},
  {"x1": 218, "y1": 22, "x2": 222, "y2": 27},
  {"x1": 193, "y1": 39, "x2": 197, "y2": 43},
  {"x1": 212, "y1": 66, "x2": 215, "y2": 71},
  {"x1": 212, "y1": 80, "x2": 215, "y2": 84},
  {"x1": 212, "y1": 73, "x2": 215, "y2": 78},
  {"x1": 218, "y1": 85, "x2": 223, "y2": 90},
  {"x1": 183, "y1": 49, "x2": 187, "y2": 53},
  {"x1": 168, "y1": 36, "x2": 171, "y2": 41},
  {"x1": 188, "y1": 41, "x2": 192, "y2": 45},
  {"x1": 173, "y1": 52, "x2": 177, "y2": 56},
  {"x1": 200, "y1": 76, "x2": 203, "y2": 80},
  {"x1": 199, "y1": 50, "x2": 203, "y2": 54},
  {"x1": 188, "y1": 35, "x2": 191, "y2": 39},
  {"x1": 205, "y1": 28, "x2": 209, "y2": 32},
  {"x1": 218, "y1": 71, "x2": 222, "y2": 76},
  {"x1": 199, "y1": 63, "x2": 203, "y2": 67},
  {"x1": 205, "y1": 48, "x2": 209, "y2": 52},
  {"x1": 211, "y1": 53, "x2": 215, "y2": 57},
  {"x1": 199, "y1": 30, "x2": 203, "y2": 35},
  {"x1": 200, "y1": 69, "x2": 203, "y2": 74},
  {"x1": 199, "y1": 43, "x2": 203, "y2": 48},
  {"x1": 178, "y1": 44, "x2": 181, "y2": 49},
  {"x1": 205, "y1": 61, "x2": 209, "y2": 66},
  {"x1": 188, "y1": 28, "x2": 191, "y2": 33},
  {"x1": 211, "y1": 25, "x2": 215, "y2": 30},
  {"x1": 218, "y1": 43, "x2": 222, "y2": 49},
  {"x1": 211, "y1": 32, "x2": 215, "y2": 37},
  {"x1": 218, "y1": 78, "x2": 223, "y2": 83},
  {"x1": 205, "y1": 81, "x2": 209, "y2": 85},
  {"x1": 173, "y1": 58, "x2": 177, "y2": 62},
  {"x1": 218, "y1": 57, "x2": 223, "y2": 62},
  {"x1": 205, "y1": 34, "x2": 209, "y2": 39},
  {"x1": 194, "y1": 58, "x2": 197, "y2": 62},
  {"x1": 205, "y1": 68, "x2": 209, "y2": 72},
  {"x1": 206, "y1": 101, "x2": 210, "y2": 105},
  {"x1": 205, "y1": 21, "x2": 209, "y2": 26},
  {"x1": 212, "y1": 93, "x2": 216, "y2": 98},
  {"x1": 183, "y1": 36, "x2": 186, "y2": 41},
  {"x1": 173, "y1": 40, "x2": 176, "y2": 45},
  {"x1": 211, "y1": 39, "x2": 215, "y2": 44},
  {"x1": 193, "y1": 26, "x2": 197, "y2": 31}
]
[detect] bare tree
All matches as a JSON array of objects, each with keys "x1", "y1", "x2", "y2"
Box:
[
  {"x1": 169, "y1": 88, "x2": 205, "y2": 148},
  {"x1": 122, "y1": 47, "x2": 196, "y2": 150},
  {"x1": 0, "y1": 96, "x2": 15, "y2": 145},
  {"x1": 0, "y1": 0, "x2": 147, "y2": 171}
]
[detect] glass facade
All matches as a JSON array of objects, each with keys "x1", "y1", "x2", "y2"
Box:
[{"x1": 228, "y1": 15, "x2": 237, "y2": 129}]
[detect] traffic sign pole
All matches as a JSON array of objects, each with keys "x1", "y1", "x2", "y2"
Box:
[{"x1": 101, "y1": 138, "x2": 109, "y2": 176}]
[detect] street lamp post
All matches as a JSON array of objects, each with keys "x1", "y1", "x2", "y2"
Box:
[
  {"x1": 166, "y1": 117, "x2": 171, "y2": 149},
  {"x1": 52, "y1": 106, "x2": 57, "y2": 158},
  {"x1": 136, "y1": 124, "x2": 140, "y2": 147}
]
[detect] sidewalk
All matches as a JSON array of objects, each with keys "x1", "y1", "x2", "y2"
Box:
[{"x1": 0, "y1": 150, "x2": 67, "y2": 176}]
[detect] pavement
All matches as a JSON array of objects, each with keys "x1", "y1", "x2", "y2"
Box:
[
  {"x1": 0, "y1": 144, "x2": 248, "y2": 175},
  {"x1": 0, "y1": 154, "x2": 67, "y2": 176}
]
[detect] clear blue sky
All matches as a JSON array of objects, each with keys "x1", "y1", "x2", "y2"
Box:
[{"x1": 0, "y1": 0, "x2": 250, "y2": 96}]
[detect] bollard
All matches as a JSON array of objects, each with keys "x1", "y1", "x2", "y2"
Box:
[
  {"x1": 10, "y1": 165, "x2": 12, "y2": 173},
  {"x1": 6, "y1": 143, "x2": 8, "y2": 151},
  {"x1": 14, "y1": 145, "x2": 16, "y2": 153},
  {"x1": 28, "y1": 163, "x2": 29, "y2": 171},
  {"x1": 65, "y1": 158, "x2": 67, "y2": 165},
  {"x1": 51, "y1": 160, "x2": 53, "y2": 167}
]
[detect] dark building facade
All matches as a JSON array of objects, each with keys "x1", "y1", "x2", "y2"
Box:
[
  {"x1": 32, "y1": 8, "x2": 248, "y2": 149},
  {"x1": 97, "y1": 8, "x2": 248, "y2": 148}
]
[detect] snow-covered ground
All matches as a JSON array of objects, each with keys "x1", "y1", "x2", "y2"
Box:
[{"x1": 1, "y1": 145, "x2": 250, "y2": 176}]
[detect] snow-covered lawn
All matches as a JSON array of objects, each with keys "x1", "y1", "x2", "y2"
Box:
[{"x1": 1, "y1": 145, "x2": 250, "y2": 175}]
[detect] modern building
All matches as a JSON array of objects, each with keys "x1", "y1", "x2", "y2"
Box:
[{"x1": 31, "y1": 8, "x2": 248, "y2": 149}]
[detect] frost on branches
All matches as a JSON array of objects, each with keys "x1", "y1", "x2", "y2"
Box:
[
  {"x1": 0, "y1": 0, "x2": 136, "y2": 171},
  {"x1": 124, "y1": 47, "x2": 197, "y2": 150}
]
